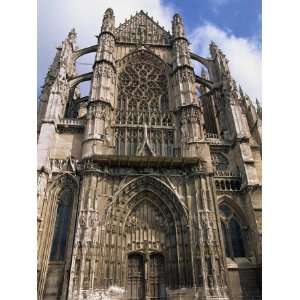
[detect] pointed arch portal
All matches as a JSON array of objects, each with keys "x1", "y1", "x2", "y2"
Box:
[{"x1": 102, "y1": 176, "x2": 192, "y2": 297}]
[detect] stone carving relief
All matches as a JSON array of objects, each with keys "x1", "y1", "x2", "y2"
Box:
[
  {"x1": 115, "y1": 11, "x2": 172, "y2": 45},
  {"x1": 49, "y1": 156, "x2": 78, "y2": 174},
  {"x1": 79, "y1": 210, "x2": 100, "y2": 228}
]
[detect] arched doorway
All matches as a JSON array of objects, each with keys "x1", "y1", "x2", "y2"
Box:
[
  {"x1": 125, "y1": 197, "x2": 172, "y2": 299},
  {"x1": 101, "y1": 177, "x2": 192, "y2": 294}
]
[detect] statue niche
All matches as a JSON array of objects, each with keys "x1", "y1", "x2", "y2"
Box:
[{"x1": 114, "y1": 49, "x2": 175, "y2": 157}]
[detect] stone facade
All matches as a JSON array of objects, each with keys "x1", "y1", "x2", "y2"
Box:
[{"x1": 37, "y1": 9, "x2": 262, "y2": 300}]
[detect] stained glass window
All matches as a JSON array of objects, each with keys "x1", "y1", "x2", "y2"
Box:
[
  {"x1": 229, "y1": 218, "x2": 246, "y2": 257},
  {"x1": 218, "y1": 203, "x2": 246, "y2": 258},
  {"x1": 50, "y1": 187, "x2": 74, "y2": 261},
  {"x1": 221, "y1": 221, "x2": 230, "y2": 257}
]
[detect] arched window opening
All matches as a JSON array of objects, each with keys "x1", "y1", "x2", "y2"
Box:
[
  {"x1": 229, "y1": 218, "x2": 245, "y2": 257},
  {"x1": 218, "y1": 202, "x2": 246, "y2": 258},
  {"x1": 50, "y1": 187, "x2": 74, "y2": 261},
  {"x1": 211, "y1": 152, "x2": 229, "y2": 172},
  {"x1": 65, "y1": 81, "x2": 91, "y2": 118}
]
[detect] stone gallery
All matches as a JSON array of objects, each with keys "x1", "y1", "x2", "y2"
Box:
[{"x1": 37, "y1": 8, "x2": 262, "y2": 300}]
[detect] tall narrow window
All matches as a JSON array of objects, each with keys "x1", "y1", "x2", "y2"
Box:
[
  {"x1": 229, "y1": 218, "x2": 245, "y2": 257},
  {"x1": 221, "y1": 221, "x2": 230, "y2": 257},
  {"x1": 50, "y1": 187, "x2": 74, "y2": 261},
  {"x1": 219, "y1": 203, "x2": 246, "y2": 258}
]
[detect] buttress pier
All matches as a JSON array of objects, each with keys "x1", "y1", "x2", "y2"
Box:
[{"x1": 37, "y1": 9, "x2": 262, "y2": 300}]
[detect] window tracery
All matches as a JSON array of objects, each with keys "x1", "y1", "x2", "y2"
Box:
[
  {"x1": 219, "y1": 202, "x2": 246, "y2": 258},
  {"x1": 117, "y1": 51, "x2": 168, "y2": 113},
  {"x1": 114, "y1": 50, "x2": 175, "y2": 157},
  {"x1": 211, "y1": 152, "x2": 229, "y2": 171}
]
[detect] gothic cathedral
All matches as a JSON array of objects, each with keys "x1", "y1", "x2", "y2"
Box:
[{"x1": 37, "y1": 9, "x2": 262, "y2": 300}]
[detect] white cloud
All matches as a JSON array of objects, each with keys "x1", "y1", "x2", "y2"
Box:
[
  {"x1": 189, "y1": 23, "x2": 262, "y2": 101},
  {"x1": 38, "y1": 0, "x2": 176, "y2": 93}
]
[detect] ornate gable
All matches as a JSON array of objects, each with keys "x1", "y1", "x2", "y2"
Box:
[{"x1": 115, "y1": 10, "x2": 172, "y2": 46}]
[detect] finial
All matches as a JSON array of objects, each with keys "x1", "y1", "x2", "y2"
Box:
[
  {"x1": 239, "y1": 85, "x2": 244, "y2": 98},
  {"x1": 67, "y1": 28, "x2": 77, "y2": 41},
  {"x1": 210, "y1": 40, "x2": 217, "y2": 48},
  {"x1": 173, "y1": 13, "x2": 183, "y2": 24},
  {"x1": 256, "y1": 98, "x2": 261, "y2": 108},
  {"x1": 104, "y1": 8, "x2": 114, "y2": 16}
]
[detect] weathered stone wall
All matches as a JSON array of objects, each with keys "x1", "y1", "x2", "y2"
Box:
[{"x1": 37, "y1": 8, "x2": 261, "y2": 300}]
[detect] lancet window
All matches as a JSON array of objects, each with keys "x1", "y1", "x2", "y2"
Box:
[
  {"x1": 50, "y1": 187, "x2": 74, "y2": 261},
  {"x1": 219, "y1": 202, "x2": 246, "y2": 258}
]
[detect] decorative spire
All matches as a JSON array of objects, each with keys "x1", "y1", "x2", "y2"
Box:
[
  {"x1": 67, "y1": 28, "x2": 77, "y2": 43},
  {"x1": 256, "y1": 98, "x2": 262, "y2": 118},
  {"x1": 101, "y1": 8, "x2": 115, "y2": 33},
  {"x1": 209, "y1": 40, "x2": 218, "y2": 57},
  {"x1": 239, "y1": 85, "x2": 244, "y2": 98},
  {"x1": 209, "y1": 40, "x2": 230, "y2": 78},
  {"x1": 210, "y1": 40, "x2": 226, "y2": 58},
  {"x1": 172, "y1": 13, "x2": 186, "y2": 39}
]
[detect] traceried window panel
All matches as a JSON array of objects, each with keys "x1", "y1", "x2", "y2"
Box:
[
  {"x1": 219, "y1": 203, "x2": 246, "y2": 258},
  {"x1": 114, "y1": 50, "x2": 175, "y2": 157},
  {"x1": 117, "y1": 50, "x2": 168, "y2": 114},
  {"x1": 50, "y1": 187, "x2": 74, "y2": 261},
  {"x1": 211, "y1": 152, "x2": 229, "y2": 171}
]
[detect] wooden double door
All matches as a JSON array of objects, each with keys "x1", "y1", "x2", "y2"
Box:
[{"x1": 127, "y1": 252, "x2": 167, "y2": 300}]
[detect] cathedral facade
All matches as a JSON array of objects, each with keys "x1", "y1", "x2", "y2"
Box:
[{"x1": 37, "y1": 9, "x2": 262, "y2": 300}]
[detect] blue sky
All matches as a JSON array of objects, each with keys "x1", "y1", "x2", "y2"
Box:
[{"x1": 38, "y1": 0, "x2": 261, "y2": 101}]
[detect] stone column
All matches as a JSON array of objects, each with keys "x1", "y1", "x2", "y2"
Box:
[
  {"x1": 82, "y1": 8, "x2": 116, "y2": 158},
  {"x1": 170, "y1": 14, "x2": 209, "y2": 162}
]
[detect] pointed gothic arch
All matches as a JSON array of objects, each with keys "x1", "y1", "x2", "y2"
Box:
[
  {"x1": 41, "y1": 173, "x2": 80, "y2": 300},
  {"x1": 217, "y1": 196, "x2": 248, "y2": 258},
  {"x1": 98, "y1": 176, "x2": 192, "y2": 292},
  {"x1": 114, "y1": 49, "x2": 175, "y2": 157},
  {"x1": 106, "y1": 175, "x2": 189, "y2": 220}
]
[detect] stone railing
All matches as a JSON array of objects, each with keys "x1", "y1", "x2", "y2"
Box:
[
  {"x1": 214, "y1": 170, "x2": 241, "y2": 178},
  {"x1": 56, "y1": 117, "x2": 86, "y2": 132},
  {"x1": 205, "y1": 133, "x2": 220, "y2": 139},
  {"x1": 205, "y1": 133, "x2": 230, "y2": 146},
  {"x1": 213, "y1": 169, "x2": 242, "y2": 191}
]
